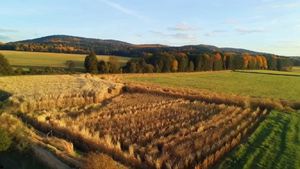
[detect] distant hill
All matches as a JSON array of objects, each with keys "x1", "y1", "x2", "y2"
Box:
[
  {"x1": 0, "y1": 35, "x2": 287, "y2": 58},
  {"x1": 18, "y1": 35, "x2": 131, "y2": 46}
]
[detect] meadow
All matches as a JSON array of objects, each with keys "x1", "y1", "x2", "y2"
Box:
[
  {"x1": 0, "y1": 50, "x2": 130, "y2": 70},
  {"x1": 125, "y1": 71, "x2": 300, "y2": 101}
]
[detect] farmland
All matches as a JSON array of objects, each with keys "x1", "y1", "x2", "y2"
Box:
[
  {"x1": 0, "y1": 71, "x2": 299, "y2": 169},
  {"x1": 24, "y1": 90, "x2": 267, "y2": 169},
  {"x1": 0, "y1": 50, "x2": 130, "y2": 70},
  {"x1": 0, "y1": 74, "x2": 270, "y2": 169},
  {"x1": 124, "y1": 71, "x2": 300, "y2": 101}
]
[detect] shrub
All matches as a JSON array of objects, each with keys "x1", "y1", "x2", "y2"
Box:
[{"x1": 0, "y1": 128, "x2": 12, "y2": 152}]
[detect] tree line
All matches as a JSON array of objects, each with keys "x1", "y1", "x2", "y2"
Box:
[
  {"x1": 84, "y1": 51, "x2": 293, "y2": 74},
  {"x1": 0, "y1": 50, "x2": 294, "y2": 76}
]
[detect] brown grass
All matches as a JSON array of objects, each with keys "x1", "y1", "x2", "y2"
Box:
[
  {"x1": 83, "y1": 153, "x2": 127, "y2": 169},
  {"x1": 19, "y1": 90, "x2": 268, "y2": 169}
]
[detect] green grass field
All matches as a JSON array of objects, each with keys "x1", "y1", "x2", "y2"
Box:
[
  {"x1": 126, "y1": 71, "x2": 300, "y2": 101},
  {"x1": 215, "y1": 110, "x2": 300, "y2": 169},
  {"x1": 0, "y1": 50, "x2": 130, "y2": 70}
]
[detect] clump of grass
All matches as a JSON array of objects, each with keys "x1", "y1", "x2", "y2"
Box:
[
  {"x1": 0, "y1": 127, "x2": 12, "y2": 152},
  {"x1": 83, "y1": 152, "x2": 127, "y2": 169}
]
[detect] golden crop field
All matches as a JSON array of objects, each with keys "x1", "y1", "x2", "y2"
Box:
[
  {"x1": 0, "y1": 50, "x2": 130, "y2": 69},
  {"x1": 18, "y1": 85, "x2": 268, "y2": 169},
  {"x1": 0, "y1": 74, "x2": 269, "y2": 169},
  {"x1": 293, "y1": 66, "x2": 300, "y2": 72}
]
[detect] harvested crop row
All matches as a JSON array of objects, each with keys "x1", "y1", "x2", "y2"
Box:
[{"x1": 22, "y1": 92, "x2": 268, "y2": 169}]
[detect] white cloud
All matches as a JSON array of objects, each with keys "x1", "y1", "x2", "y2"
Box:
[
  {"x1": 205, "y1": 30, "x2": 227, "y2": 37},
  {"x1": 235, "y1": 28, "x2": 266, "y2": 34},
  {"x1": 150, "y1": 30, "x2": 197, "y2": 42},
  {"x1": 100, "y1": 0, "x2": 145, "y2": 20},
  {"x1": 0, "y1": 35, "x2": 11, "y2": 41},
  {"x1": 0, "y1": 28, "x2": 18, "y2": 33},
  {"x1": 168, "y1": 23, "x2": 199, "y2": 31}
]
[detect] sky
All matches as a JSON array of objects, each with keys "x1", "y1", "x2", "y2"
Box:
[{"x1": 0, "y1": 0, "x2": 300, "y2": 56}]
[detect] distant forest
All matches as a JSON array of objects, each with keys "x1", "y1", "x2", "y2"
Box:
[{"x1": 0, "y1": 35, "x2": 297, "y2": 74}]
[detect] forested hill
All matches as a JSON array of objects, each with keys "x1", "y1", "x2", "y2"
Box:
[
  {"x1": 0, "y1": 35, "x2": 280, "y2": 57},
  {"x1": 0, "y1": 35, "x2": 296, "y2": 73},
  {"x1": 0, "y1": 35, "x2": 297, "y2": 67},
  {"x1": 0, "y1": 35, "x2": 133, "y2": 55}
]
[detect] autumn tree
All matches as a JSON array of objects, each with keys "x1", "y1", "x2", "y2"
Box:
[
  {"x1": 176, "y1": 52, "x2": 189, "y2": 72},
  {"x1": 248, "y1": 56, "x2": 257, "y2": 69},
  {"x1": 261, "y1": 56, "x2": 268, "y2": 69},
  {"x1": 171, "y1": 59, "x2": 179, "y2": 72},
  {"x1": 242, "y1": 53, "x2": 252, "y2": 69},
  {"x1": 213, "y1": 52, "x2": 223, "y2": 70},
  {"x1": 84, "y1": 52, "x2": 98, "y2": 73}
]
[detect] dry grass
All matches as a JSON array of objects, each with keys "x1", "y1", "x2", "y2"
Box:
[
  {"x1": 20, "y1": 89, "x2": 268, "y2": 169},
  {"x1": 83, "y1": 153, "x2": 127, "y2": 169}
]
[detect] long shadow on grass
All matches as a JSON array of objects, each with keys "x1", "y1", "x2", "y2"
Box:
[
  {"x1": 0, "y1": 89, "x2": 11, "y2": 101},
  {"x1": 234, "y1": 70, "x2": 300, "y2": 77},
  {"x1": 270, "y1": 116, "x2": 290, "y2": 169},
  {"x1": 221, "y1": 112, "x2": 290, "y2": 169}
]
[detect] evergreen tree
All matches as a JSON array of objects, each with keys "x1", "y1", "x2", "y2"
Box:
[
  {"x1": 0, "y1": 54, "x2": 13, "y2": 75},
  {"x1": 84, "y1": 52, "x2": 98, "y2": 73},
  {"x1": 97, "y1": 60, "x2": 109, "y2": 73}
]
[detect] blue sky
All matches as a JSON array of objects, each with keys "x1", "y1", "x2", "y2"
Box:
[{"x1": 0, "y1": 0, "x2": 300, "y2": 56}]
